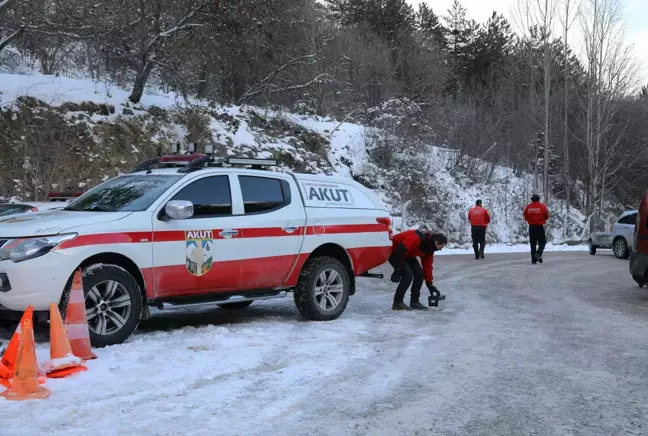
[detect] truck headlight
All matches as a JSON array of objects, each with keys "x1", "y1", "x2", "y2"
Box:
[{"x1": 0, "y1": 233, "x2": 78, "y2": 263}]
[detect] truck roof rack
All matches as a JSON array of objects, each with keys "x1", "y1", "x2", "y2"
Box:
[
  {"x1": 177, "y1": 156, "x2": 278, "y2": 173},
  {"x1": 131, "y1": 152, "x2": 277, "y2": 174}
]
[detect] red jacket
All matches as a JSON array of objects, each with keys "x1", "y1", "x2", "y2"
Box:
[
  {"x1": 524, "y1": 201, "x2": 550, "y2": 225},
  {"x1": 468, "y1": 206, "x2": 491, "y2": 227},
  {"x1": 390, "y1": 230, "x2": 436, "y2": 283}
]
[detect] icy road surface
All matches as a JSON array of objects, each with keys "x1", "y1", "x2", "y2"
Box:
[{"x1": 2, "y1": 251, "x2": 648, "y2": 436}]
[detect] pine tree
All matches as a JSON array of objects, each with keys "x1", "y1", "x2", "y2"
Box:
[
  {"x1": 442, "y1": 0, "x2": 478, "y2": 92},
  {"x1": 416, "y1": 3, "x2": 446, "y2": 49}
]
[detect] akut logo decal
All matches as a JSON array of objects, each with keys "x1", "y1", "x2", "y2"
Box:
[{"x1": 302, "y1": 182, "x2": 355, "y2": 206}]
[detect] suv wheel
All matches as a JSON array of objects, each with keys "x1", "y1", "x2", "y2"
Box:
[
  {"x1": 59, "y1": 264, "x2": 143, "y2": 347},
  {"x1": 217, "y1": 301, "x2": 253, "y2": 309},
  {"x1": 613, "y1": 237, "x2": 630, "y2": 259},
  {"x1": 294, "y1": 256, "x2": 350, "y2": 321}
]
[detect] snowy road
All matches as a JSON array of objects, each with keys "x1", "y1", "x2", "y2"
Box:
[{"x1": 3, "y1": 251, "x2": 648, "y2": 436}]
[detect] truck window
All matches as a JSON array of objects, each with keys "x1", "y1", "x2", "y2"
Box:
[
  {"x1": 619, "y1": 213, "x2": 637, "y2": 225},
  {"x1": 170, "y1": 176, "x2": 232, "y2": 217},
  {"x1": 238, "y1": 175, "x2": 290, "y2": 214}
]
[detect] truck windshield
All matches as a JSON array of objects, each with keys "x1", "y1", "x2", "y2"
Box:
[{"x1": 64, "y1": 175, "x2": 183, "y2": 212}]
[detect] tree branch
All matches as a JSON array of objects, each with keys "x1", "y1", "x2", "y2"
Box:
[
  {"x1": 0, "y1": 25, "x2": 25, "y2": 52},
  {"x1": 238, "y1": 54, "x2": 318, "y2": 104}
]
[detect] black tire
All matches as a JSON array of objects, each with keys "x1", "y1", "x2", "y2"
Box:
[
  {"x1": 613, "y1": 237, "x2": 630, "y2": 259},
  {"x1": 217, "y1": 301, "x2": 253, "y2": 309},
  {"x1": 294, "y1": 256, "x2": 350, "y2": 321},
  {"x1": 59, "y1": 264, "x2": 143, "y2": 348}
]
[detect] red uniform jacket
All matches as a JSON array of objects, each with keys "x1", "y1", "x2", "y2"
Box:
[
  {"x1": 390, "y1": 230, "x2": 436, "y2": 284},
  {"x1": 524, "y1": 201, "x2": 550, "y2": 225},
  {"x1": 468, "y1": 206, "x2": 491, "y2": 227}
]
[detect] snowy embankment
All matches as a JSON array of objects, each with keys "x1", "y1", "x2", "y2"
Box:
[{"x1": 0, "y1": 71, "x2": 593, "y2": 245}]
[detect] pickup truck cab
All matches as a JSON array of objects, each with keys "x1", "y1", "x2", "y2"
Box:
[
  {"x1": 0, "y1": 154, "x2": 392, "y2": 346},
  {"x1": 630, "y1": 192, "x2": 648, "y2": 287}
]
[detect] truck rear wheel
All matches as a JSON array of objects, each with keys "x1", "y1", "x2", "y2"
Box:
[
  {"x1": 294, "y1": 256, "x2": 350, "y2": 321},
  {"x1": 59, "y1": 264, "x2": 143, "y2": 348}
]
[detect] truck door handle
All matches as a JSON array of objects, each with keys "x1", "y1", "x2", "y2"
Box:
[
  {"x1": 219, "y1": 229, "x2": 239, "y2": 239},
  {"x1": 282, "y1": 225, "x2": 299, "y2": 234}
]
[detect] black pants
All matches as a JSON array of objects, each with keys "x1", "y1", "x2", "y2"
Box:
[
  {"x1": 471, "y1": 226, "x2": 486, "y2": 257},
  {"x1": 389, "y1": 257, "x2": 424, "y2": 304},
  {"x1": 529, "y1": 225, "x2": 546, "y2": 261}
]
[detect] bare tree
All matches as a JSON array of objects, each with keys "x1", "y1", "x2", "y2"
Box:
[
  {"x1": 559, "y1": 0, "x2": 581, "y2": 238},
  {"x1": 511, "y1": 0, "x2": 560, "y2": 200},
  {"x1": 578, "y1": 0, "x2": 640, "y2": 231}
]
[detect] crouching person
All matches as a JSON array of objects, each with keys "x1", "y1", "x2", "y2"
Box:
[{"x1": 388, "y1": 229, "x2": 447, "y2": 311}]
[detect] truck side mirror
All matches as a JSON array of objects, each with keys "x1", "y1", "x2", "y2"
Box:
[{"x1": 165, "y1": 200, "x2": 194, "y2": 220}]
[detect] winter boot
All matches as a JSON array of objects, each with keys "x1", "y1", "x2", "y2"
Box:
[
  {"x1": 392, "y1": 301, "x2": 412, "y2": 311},
  {"x1": 537, "y1": 255, "x2": 543, "y2": 264},
  {"x1": 410, "y1": 301, "x2": 429, "y2": 311},
  {"x1": 479, "y1": 250, "x2": 485, "y2": 259}
]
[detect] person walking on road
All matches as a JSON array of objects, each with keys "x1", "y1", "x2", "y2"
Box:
[
  {"x1": 524, "y1": 194, "x2": 550, "y2": 264},
  {"x1": 388, "y1": 229, "x2": 447, "y2": 311},
  {"x1": 468, "y1": 199, "x2": 490, "y2": 260}
]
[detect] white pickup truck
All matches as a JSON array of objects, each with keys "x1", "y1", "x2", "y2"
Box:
[{"x1": 0, "y1": 154, "x2": 393, "y2": 346}]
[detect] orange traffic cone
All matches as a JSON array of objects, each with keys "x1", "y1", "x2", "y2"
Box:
[
  {"x1": 65, "y1": 270, "x2": 96, "y2": 360},
  {"x1": 1, "y1": 305, "x2": 33, "y2": 373},
  {"x1": 0, "y1": 362, "x2": 10, "y2": 379},
  {"x1": 0, "y1": 316, "x2": 51, "y2": 401},
  {"x1": 41, "y1": 303, "x2": 87, "y2": 379}
]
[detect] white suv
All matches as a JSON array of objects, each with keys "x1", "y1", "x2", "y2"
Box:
[
  {"x1": 0, "y1": 155, "x2": 393, "y2": 346},
  {"x1": 589, "y1": 210, "x2": 637, "y2": 259}
]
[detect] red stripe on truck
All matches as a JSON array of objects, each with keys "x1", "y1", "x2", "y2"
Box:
[
  {"x1": 56, "y1": 224, "x2": 389, "y2": 250},
  {"x1": 139, "y1": 246, "x2": 391, "y2": 298}
]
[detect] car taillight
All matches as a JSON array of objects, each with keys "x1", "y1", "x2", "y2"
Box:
[{"x1": 376, "y1": 217, "x2": 393, "y2": 236}]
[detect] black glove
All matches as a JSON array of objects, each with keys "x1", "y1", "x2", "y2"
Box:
[
  {"x1": 390, "y1": 270, "x2": 403, "y2": 283},
  {"x1": 427, "y1": 283, "x2": 440, "y2": 295}
]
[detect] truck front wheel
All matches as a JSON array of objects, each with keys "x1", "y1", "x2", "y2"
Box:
[
  {"x1": 59, "y1": 264, "x2": 143, "y2": 348},
  {"x1": 294, "y1": 256, "x2": 351, "y2": 321}
]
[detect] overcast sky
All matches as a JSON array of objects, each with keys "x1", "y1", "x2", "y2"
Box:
[{"x1": 407, "y1": 0, "x2": 648, "y2": 88}]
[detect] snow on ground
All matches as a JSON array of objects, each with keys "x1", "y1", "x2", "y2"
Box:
[
  {"x1": 1, "y1": 252, "x2": 646, "y2": 436},
  {"x1": 436, "y1": 243, "x2": 588, "y2": 255},
  {"x1": 0, "y1": 72, "x2": 185, "y2": 113}
]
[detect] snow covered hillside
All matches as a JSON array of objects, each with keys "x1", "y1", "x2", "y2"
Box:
[{"x1": 0, "y1": 72, "x2": 600, "y2": 244}]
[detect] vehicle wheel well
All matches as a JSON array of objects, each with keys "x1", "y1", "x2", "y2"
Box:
[
  {"x1": 306, "y1": 243, "x2": 356, "y2": 295},
  {"x1": 76, "y1": 252, "x2": 149, "y2": 316}
]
